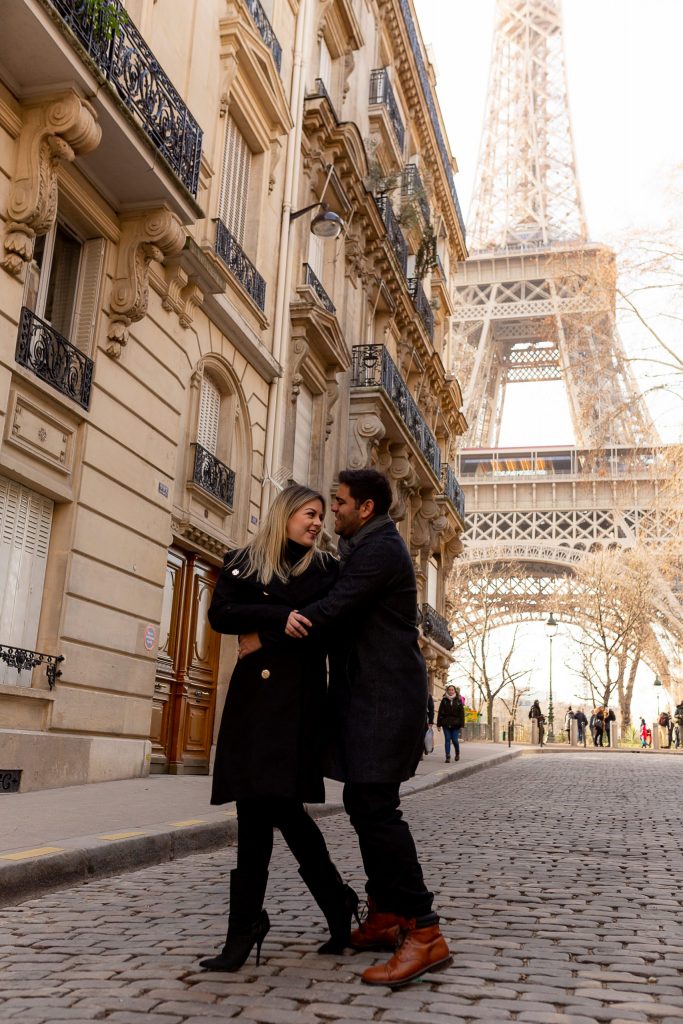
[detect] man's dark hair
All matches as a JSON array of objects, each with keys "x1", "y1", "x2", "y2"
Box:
[{"x1": 338, "y1": 469, "x2": 393, "y2": 515}]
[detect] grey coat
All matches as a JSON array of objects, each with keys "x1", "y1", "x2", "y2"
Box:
[{"x1": 298, "y1": 519, "x2": 428, "y2": 784}]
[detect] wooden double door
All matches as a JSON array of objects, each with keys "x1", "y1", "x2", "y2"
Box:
[{"x1": 150, "y1": 547, "x2": 220, "y2": 774}]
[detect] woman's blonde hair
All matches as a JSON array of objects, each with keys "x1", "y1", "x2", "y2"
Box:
[{"x1": 244, "y1": 484, "x2": 326, "y2": 584}]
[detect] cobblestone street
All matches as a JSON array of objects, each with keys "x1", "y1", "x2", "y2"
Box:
[{"x1": 2, "y1": 753, "x2": 682, "y2": 1024}]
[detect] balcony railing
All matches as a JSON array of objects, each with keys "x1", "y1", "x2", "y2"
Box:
[
  {"x1": 16, "y1": 307, "x2": 93, "y2": 410},
  {"x1": 0, "y1": 644, "x2": 64, "y2": 689},
  {"x1": 245, "y1": 0, "x2": 282, "y2": 72},
  {"x1": 375, "y1": 196, "x2": 408, "y2": 277},
  {"x1": 420, "y1": 604, "x2": 454, "y2": 651},
  {"x1": 442, "y1": 464, "x2": 466, "y2": 520},
  {"x1": 397, "y1": 0, "x2": 466, "y2": 239},
  {"x1": 214, "y1": 220, "x2": 266, "y2": 312},
  {"x1": 305, "y1": 78, "x2": 338, "y2": 121},
  {"x1": 303, "y1": 263, "x2": 336, "y2": 314},
  {"x1": 401, "y1": 164, "x2": 430, "y2": 224},
  {"x1": 191, "y1": 443, "x2": 235, "y2": 510},
  {"x1": 351, "y1": 345, "x2": 441, "y2": 477},
  {"x1": 369, "y1": 68, "x2": 405, "y2": 153},
  {"x1": 48, "y1": 0, "x2": 203, "y2": 197},
  {"x1": 408, "y1": 278, "x2": 434, "y2": 340}
]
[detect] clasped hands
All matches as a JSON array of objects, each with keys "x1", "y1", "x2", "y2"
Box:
[{"x1": 237, "y1": 611, "x2": 312, "y2": 660}]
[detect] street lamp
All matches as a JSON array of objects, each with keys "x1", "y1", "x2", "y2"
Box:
[
  {"x1": 290, "y1": 201, "x2": 344, "y2": 239},
  {"x1": 545, "y1": 612, "x2": 558, "y2": 743},
  {"x1": 654, "y1": 675, "x2": 663, "y2": 715}
]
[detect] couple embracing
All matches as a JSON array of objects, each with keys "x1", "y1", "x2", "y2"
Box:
[{"x1": 201, "y1": 469, "x2": 451, "y2": 989}]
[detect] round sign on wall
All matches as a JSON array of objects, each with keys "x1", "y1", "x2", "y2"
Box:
[{"x1": 143, "y1": 624, "x2": 157, "y2": 652}]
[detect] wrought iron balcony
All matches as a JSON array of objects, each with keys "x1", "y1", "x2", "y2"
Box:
[
  {"x1": 442, "y1": 464, "x2": 466, "y2": 519},
  {"x1": 375, "y1": 196, "x2": 408, "y2": 277},
  {"x1": 401, "y1": 165, "x2": 430, "y2": 224},
  {"x1": 303, "y1": 263, "x2": 336, "y2": 315},
  {"x1": 245, "y1": 0, "x2": 282, "y2": 72},
  {"x1": 420, "y1": 604, "x2": 454, "y2": 651},
  {"x1": 397, "y1": 0, "x2": 466, "y2": 240},
  {"x1": 0, "y1": 644, "x2": 64, "y2": 689},
  {"x1": 214, "y1": 220, "x2": 266, "y2": 312},
  {"x1": 351, "y1": 345, "x2": 441, "y2": 478},
  {"x1": 369, "y1": 68, "x2": 405, "y2": 153},
  {"x1": 191, "y1": 443, "x2": 236, "y2": 510},
  {"x1": 305, "y1": 78, "x2": 338, "y2": 120},
  {"x1": 16, "y1": 307, "x2": 93, "y2": 410},
  {"x1": 47, "y1": 0, "x2": 203, "y2": 197},
  {"x1": 408, "y1": 277, "x2": 434, "y2": 340}
]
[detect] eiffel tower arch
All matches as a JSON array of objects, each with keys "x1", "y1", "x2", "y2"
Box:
[{"x1": 448, "y1": 0, "x2": 679, "y2": 694}]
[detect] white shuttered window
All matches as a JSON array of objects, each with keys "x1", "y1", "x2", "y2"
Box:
[
  {"x1": 219, "y1": 117, "x2": 252, "y2": 246},
  {"x1": 292, "y1": 385, "x2": 314, "y2": 485},
  {"x1": 197, "y1": 376, "x2": 221, "y2": 455},
  {"x1": 0, "y1": 477, "x2": 53, "y2": 686},
  {"x1": 319, "y1": 38, "x2": 333, "y2": 93}
]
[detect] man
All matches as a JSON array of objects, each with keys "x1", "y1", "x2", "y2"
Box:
[
  {"x1": 285, "y1": 468, "x2": 452, "y2": 988},
  {"x1": 564, "y1": 706, "x2": 575, "y2": 743},
  {"x1": 528, "y1": 699, "x2": 545, "y2": 747},
  {"x1": 575, "y1": 707, "x2": 588, "y2": 746}
]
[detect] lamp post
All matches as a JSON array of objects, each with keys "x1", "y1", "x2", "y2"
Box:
[
  {"x1": 654, "y1": 675, "x2": 662, "y2": 716},
  {"x1": 545, "y1": 612, "x2": 558, "y2": 743}
]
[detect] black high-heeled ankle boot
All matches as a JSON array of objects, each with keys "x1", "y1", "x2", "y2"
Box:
[
  {"x1": 298, "y1": 862, "x2": 360, "y2": 954},
  {"x1": 200, "y1": 868, "x2": 270, "y2": 972}
]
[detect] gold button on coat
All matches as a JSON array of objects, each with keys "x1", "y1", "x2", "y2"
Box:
[{"x1": 261, "y1": 669, "x2": 271, "y2": 680}]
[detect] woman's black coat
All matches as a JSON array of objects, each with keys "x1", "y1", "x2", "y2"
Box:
[
  {"x1": 297, "y1": 519, "x2": 428, "y2": 784},
  {"x1": 208, "y1": 547, "x2": 338, "y2": 805},
  {"x1": 437, "y1": 695, "x2": 465, "y2": 730}
]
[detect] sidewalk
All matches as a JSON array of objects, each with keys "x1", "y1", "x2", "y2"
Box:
[{"x1": 0, "y1": 741, "x2": 520, "y2": 908}]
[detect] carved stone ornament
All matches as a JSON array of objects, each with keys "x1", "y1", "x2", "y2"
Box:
[
  {"x1": 348, "y1": 412, "x2": 385, "y2": 469},
  {"x1": 410, "y1": 488, "x2": 448, "y2": 558},
  {"x1": 2, "y1": 91, "x2": 101, "y2": 275},
  {"x1": 106, "y1": 208, "x2": 186, "y2": 357},
  {"x1": 377, "y1": 441, "x2": 419, "y2": 522}
]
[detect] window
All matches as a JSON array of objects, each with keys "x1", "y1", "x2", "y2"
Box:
[
  {"x1": 308, "y1": 230, "x2": 325, "y2": 279},
  {"x1": 319, "y1": 37, "x2": 333, "y2": 96},
  {"x1": 427, "y1": 557, "x2": 439, "y2": 607},
  {"x1": 197, "y1": 375, "x2": 221, "y2": 454},
  {"x1": 218, "y1": 116, "x2": 252, "y2": 247},
  {"x1": 0, "y1": 476, "x2": 53, "y2": 686},
  {"x1": 292, "y1": 384, "x2": 314, "y2": 484},
  {"x1": 23, "y1": 219, "x2": 105, "y2": 355}
]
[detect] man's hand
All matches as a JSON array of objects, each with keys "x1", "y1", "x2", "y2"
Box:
[
  {"x1": 237, "y1": 632, "x2": 262, "y2": 659},
  {"x1": 285, "y1": 611, "x2": 313, "y2": 638}
]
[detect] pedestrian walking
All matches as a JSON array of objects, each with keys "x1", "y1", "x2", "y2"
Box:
[
  {"x1": 285, "y1": 468, "x2": 452, "y2": 988},
  {"x1": 201, "y1": 485, "x2": 358, "y2": 973},
  {"x1": 564, "y1": 706, "x2": 575, "y2": 743},
  {"x1": 436, "y1": 684, "x2": 465, "y2": 762},
  {"x1": 674, "y1": 700, "x2": 683, "y2": 748},
  {"x1": 659, "y1": 711, "x2": 674, "y2": 748},
  {"x1": 575, "y1": 708, "x2": 588, "y2": 746},
  {"x1": 592, "y1": 708, "x2": 604, "y2": 747},
  {"x1": 639, "y1": 717, "x2": 648, "y2": 749},
  {"x1": 604, "y1": 706, "x2": 616, "y2": 747},
  {"x1": 529, "y1": 699, "x2": 546, "y2": 747}
]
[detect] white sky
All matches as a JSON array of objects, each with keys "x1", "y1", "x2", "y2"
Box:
[
  {"x1": 414, "y1": 0, "x2": 683, "y2": 448},
  {"x1": 414, "y1": 0, "x2": 683, "y2": 718}
]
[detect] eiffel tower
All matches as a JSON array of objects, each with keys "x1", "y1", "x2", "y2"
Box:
[{"x1": 449, "y1": 0, "x2": 677, "y2": 680}]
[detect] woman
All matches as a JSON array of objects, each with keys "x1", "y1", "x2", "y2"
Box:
[
  {"x1": 200, "y1": 485, "x2": 357, "y2": 972},
  {"x1": 529, "y1": 699, "x2": 545, "y2": 747},
  {"x1": 436, "y1": 684, "x2": 465, "y2": 762}
]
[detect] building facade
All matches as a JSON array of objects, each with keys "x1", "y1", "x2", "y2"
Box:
[{"x1": 0, "y1": 0, "x2": 467, "y2": 791}]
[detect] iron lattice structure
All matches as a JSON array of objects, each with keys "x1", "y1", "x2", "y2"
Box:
[{"x1": 448, "y1": 0, "x2": 677, "y2": 683}]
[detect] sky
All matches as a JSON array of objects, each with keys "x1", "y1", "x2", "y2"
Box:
[
  {"x1": 414, "y1": 0, "x2": 683, "y2": 448},
  {"x1": 413, "y1": 0, "x2": 683, "y2": 720}
]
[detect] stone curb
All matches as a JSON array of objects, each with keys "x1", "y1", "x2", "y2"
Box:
[{"x1": 0, "y1": 748, "x2": 524, "y2": 909}]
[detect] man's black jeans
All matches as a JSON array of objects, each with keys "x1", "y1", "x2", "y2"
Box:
[{"x1": 343, "y1": 782, "x2": 434, "y2": 920}]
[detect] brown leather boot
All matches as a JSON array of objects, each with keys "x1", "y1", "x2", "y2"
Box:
[
  {"x1": 361, "y1": 922, "x2": 452, "y2": 988},
  {"x1": 349, "y1": 900, "x2": 405, "y2": 951}
]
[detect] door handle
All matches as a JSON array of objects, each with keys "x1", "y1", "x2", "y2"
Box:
[
  {"x1": 193, "y1": 689, "x2": 210, "y2": 698},
  {"x1": 154, "y1": 682, "x2": 163, "y2": 691}
]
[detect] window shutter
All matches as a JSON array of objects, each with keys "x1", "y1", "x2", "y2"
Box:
[
  {"x1": 292, "y1": 384, "x2": 314, "y2": 484},
  {"x1": 319, "y1": 38, "x2": 333, "y2": 93},
  {"x1": 197, "y1": 375, "x2": 221, "y2": 454},
  {"x1": 427, "y1": 558, "x2": 438, "y2": 607},
  {"x1": 71, "y1": 237, "x2": 106, "y2": 355},
  {"x1": 0, "y1": 476, "x2": 53, "y2": 686},
  {"x1": 219, "y1": 117, "x2": 251, "y2": 247},
  {"x1": 308, "y1": 231, "x2": 325, "y2": 278}
]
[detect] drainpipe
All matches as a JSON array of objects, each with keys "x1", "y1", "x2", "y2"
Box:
[{"x1": 261, "y1": 0, "x2": 312, "y2": 514}]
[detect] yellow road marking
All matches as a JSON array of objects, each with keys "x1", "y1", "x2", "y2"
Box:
[
  {"x1": 169, "y1": 819, "x2": 206, "y2": 827},
  {"x1": 97, "y1": 831, "x2": 145, "y2": 841},
  {"x1": 0, "y1": 846, "x2": 64, "y2": 861}
]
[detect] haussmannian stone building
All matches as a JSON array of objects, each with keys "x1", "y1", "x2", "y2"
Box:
[{"x1": 0, "y1": 0, "x2": 468, "y2": 792}]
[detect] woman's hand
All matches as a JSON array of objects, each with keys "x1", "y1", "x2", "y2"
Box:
[
  {"x1": 237, "y1": 632, "x2": 262, "y2": 659},
  {"x1": 285, "y1": 611, "x2": 313, "y2": 638}
]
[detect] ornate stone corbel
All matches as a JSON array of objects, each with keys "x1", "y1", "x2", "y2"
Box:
[
  {"x1": 348, "y1": 412, "x2": 385, "y2": 469},
  {"x1": 162, "y1": 263, "x2": 189, "y2": 317},
  {"x1": 179, "y1": 281, "x2": 203, "y2": 329},
  {"x1": 2, "y1": 91, "x2": 101, "y2": 275},
  {"x1": 289, "y1": 331, "x2": 310, "y2": 401},
  {"x1": 106, "y1": 208, "x2": 186, "y2": 358},
  {"x1": 377, "y1": 441, "x2": 419, "y2": 522},
  {"x1": 411, "y1": 487, "x2": 448, "y2": 559},
  {"x1": 324, "y1": 369, "x2": 339, "y2": 439}
]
